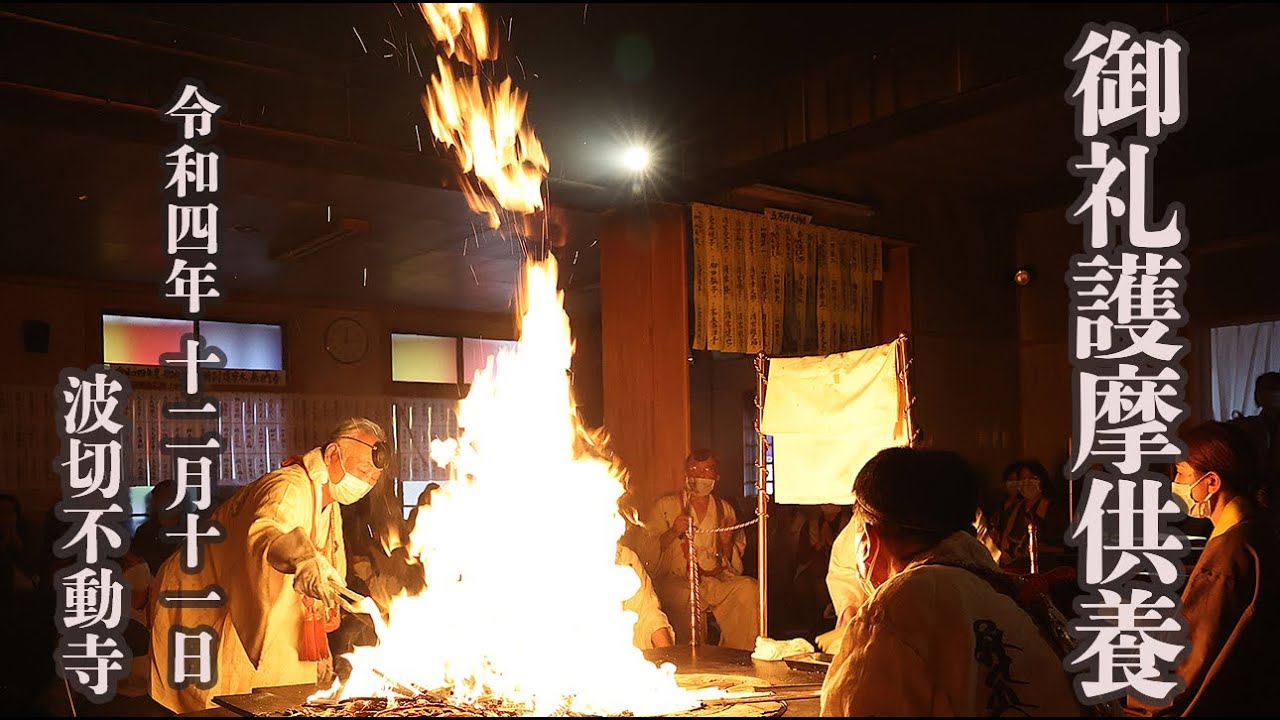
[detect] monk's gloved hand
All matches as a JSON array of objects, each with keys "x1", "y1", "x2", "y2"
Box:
[
  {"x1": 266, "y1": 526, "x2": 344, "y2": 605},
  {"x1": 293, "y1": 554, "x2": 342, "y2": 607}
]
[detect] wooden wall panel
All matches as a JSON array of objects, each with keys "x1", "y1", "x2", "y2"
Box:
[{"x1": 599, "y1": 204, "x2": 691, "y2": 509}]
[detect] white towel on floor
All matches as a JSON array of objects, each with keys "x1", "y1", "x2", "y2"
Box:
[{"x1": 751, "y1": 636, "x2": 817, "y2": 661}]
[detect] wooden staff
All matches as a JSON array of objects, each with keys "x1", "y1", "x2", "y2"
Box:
[
  {"x1": 686, "y1": 490, "x2": 702, "y2": 647},
  {"x1": 754, "y1": 352, "x2": 770, "y2": 639},
  {"x1": 896, "y1": 335, "x2": 918, "y2": 447}
]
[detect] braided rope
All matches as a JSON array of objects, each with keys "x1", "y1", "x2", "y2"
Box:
[{"x1": 692, "y1": 513, "x2": 766, "y2": 534}]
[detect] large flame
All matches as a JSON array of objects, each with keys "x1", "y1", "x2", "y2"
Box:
[
  {"x1": 419, "y1": 3, "x2": 492, "y2": 63},
  {"x1": 333, "y1": 258, "x2": 700, "y2": 715},
  {"x1": 325, "y1": 7, "x2": 701, "y2": 713},
  {"x1": 420, "y1": 2, "x2": 549, "y2": 228}
]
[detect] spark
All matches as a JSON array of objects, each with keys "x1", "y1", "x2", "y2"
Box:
[
  {"x1": 515, "y1": 55, "x2": 526, "y2": 80},
  {"x1": 414, "y1": 124, "x2": 422, "y2": 152},
  {"x1": 352, "y1": 27, "x2": 368, "y2": 53},
  {"x1": 589, "y1": 239, "x2": 598, "y2": 247},
  {"x1": 470, "y1": 264, "x2": 479, "y2": 285},
  {"x1": 410, "y1": 43, "x2": 423, "y2": 76},
  {"x1": 327, "y1": 206, "x2": 332, "y2": 223},
  {"x1": 572, "y1": 250, "x2": 579, "y2": 265},
  {"x1": 363, "y1": 267, "x2": 368, "y2": 287},
  {"x1": 583, "y1": 4, "x2": 588, "y2": 24},
  {"x1": 394, "y1": 3, "x2": 403, "y2": 16},
  {"x1": 508, "y1": 17, "x2": 513, "y2": 42}
]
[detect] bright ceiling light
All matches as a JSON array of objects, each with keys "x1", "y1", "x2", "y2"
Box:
[{"x1": 621, "y1": 145, "x2": 650, "y2": 173}]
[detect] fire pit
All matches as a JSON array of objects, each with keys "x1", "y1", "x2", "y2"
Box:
[{"x1": 212, "y1": 647, "x2": 824, "y2": 717}]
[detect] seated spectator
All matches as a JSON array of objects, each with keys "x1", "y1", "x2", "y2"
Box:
[
  {"x1": 1130, "y1": 421, "x2": 1280, "y2": 716},
  {"x1": 995, "y1": 460, "x2": 1069, "y2": 572},
  {"x1": 820, "y1": 447, "x2": 1082, "y2": 716}
]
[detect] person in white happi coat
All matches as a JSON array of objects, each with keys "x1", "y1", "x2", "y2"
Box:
[
  {"x1": 816, "y1": 509, "x2": 867, "y2": 654},
  {"x1": 617, "y1": 543, "x2": 675, "y2": 650},
  {"x1": 615, "y1": 483, "x2": 676, "y2": 651},
  {"x1": 821, "y1": 504, "x2": 1003, "y2": 654},
  {"x1": 149, "y1": 418, "x2": 389, "y2": 713},
  {"x1": 820, "y1": 447, "x2": 1082, "y2": 717},
  {"x1": 645, "y1": 450, "x2": 759, "y2": 651}
]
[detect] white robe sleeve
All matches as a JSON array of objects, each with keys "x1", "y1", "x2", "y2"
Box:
[
  {"x1": 717, "y1": 498, "x2": 747, "y2": 576},
  {"x1": 826, "y1": 515, "x2": 867, "y2": 619},
  {"x1": 618, "y1": 545, "x2": 673, "y2": 649},
  {"x1": 227, "y1": 470, "x2": 315, "y2": 667},
  {"x1": 821, "y1": 611, "x2": 933, "y2": 716},
  {"x1": 646, "y1": 495, "x2": 684, "y2": 580}
]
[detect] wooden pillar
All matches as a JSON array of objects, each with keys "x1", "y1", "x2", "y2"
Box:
[
  {"x1": 599, "y1": 203, "x2": 690, "y2": 510},
  {"x1": 879, "y1": 244, "x2": 913, "y2": 343}
]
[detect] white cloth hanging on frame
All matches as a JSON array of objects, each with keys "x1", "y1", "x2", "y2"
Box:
[{"x1": 762, "y1": 339, "x2": 909, "y2": 505}]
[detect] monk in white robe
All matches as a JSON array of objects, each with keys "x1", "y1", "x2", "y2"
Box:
[{"x1": 149, "y1": 419, "x2": 387, "y2": 713}]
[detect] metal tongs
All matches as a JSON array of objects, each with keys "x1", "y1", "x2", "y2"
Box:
[{"x1": 330, "y1": 580, "x2": 378, "y2": 620}]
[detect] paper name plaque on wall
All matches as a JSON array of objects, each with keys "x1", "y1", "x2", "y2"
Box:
[
  {"x1": 764, "y1": 208, "x2": 813, "y2": 225},
  {"x1": 109, "y1": 364, "x2": 287, "y2": 387}
]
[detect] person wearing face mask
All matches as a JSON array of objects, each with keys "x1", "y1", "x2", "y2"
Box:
[
  {"x1": 820, "y1": 447, "x2": 1082, "y2": 717},
  {"x1": 1129, "y1": 421, "x2": 1280, "y2": 717},
  {"x1": 645, "y1": 449, "x2": 759, "y2": 650},
  {"x1": 987, "y1": 461, "x2": 1069, "y2": 572},
  {"x1": 149, "y1": 418, "x2": 389, "y2": 713}
]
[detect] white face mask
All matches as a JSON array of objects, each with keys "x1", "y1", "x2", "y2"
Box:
[
  {"x1": 330, "y1": 447, "x2": 374, "y2": 505},
  {"x1": 1172, "y1": 472, "x2": 1214, "y2": 519},
  {"x1": 688, "y1": 476, "x2": 716, "y2": 497},
  {"x1": 1020, "y1": 477, "x2": 1042, "y2": 502}
]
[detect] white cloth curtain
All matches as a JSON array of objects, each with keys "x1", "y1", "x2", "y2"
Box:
[
  {"x1": 1211, "y1": 320, "x2": 1280, "y2": 420},
  {"x1": 761, "y1": 338, "x2": 909, "y2": 505}
]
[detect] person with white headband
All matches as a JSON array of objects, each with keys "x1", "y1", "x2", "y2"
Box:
[
  {"x1": 820, "y1": 447, "x2": 1081, "y2": 717},
  {"x1": 149, "y1": 417, "x2": 390, "y2": 713}
]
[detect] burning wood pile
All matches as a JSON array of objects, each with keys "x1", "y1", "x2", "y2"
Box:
[
  {"x1": 281, "y1": 674, "x2": 791, "y2": 718},
  {"x1": 284, "y1": 691, "x2": 536, "y2": 718},
  {"x1": 282, "y1": 694, "x2": 788, "y2": 719}
]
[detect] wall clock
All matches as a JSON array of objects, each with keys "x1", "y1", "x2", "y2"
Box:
[{"x1": 324, "y1": 317, "x2": 368, "y2": 365}]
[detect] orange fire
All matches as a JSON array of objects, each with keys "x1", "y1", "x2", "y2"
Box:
[
  {"x1": 315, "y1": 3, "x2": 706, "y2": 715},
  {"x1": 420, "y1": 2, "x2": 548, "y2": 228},
  {"x1": 329, "y1": 258, "x2": 701, "y2": 715},
  {"x1": 419, "y1": 3, "x2": 492, "y2": 63}
]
